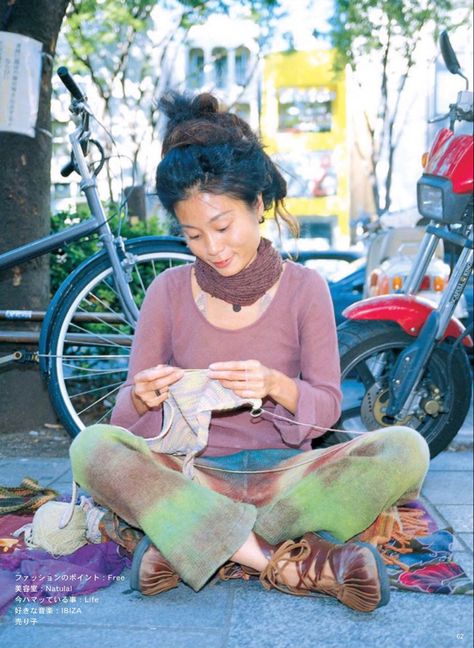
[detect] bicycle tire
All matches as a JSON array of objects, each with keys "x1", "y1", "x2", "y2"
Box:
[{"x1": 47, "y1": 237, "x2": 194, "y2": 437}]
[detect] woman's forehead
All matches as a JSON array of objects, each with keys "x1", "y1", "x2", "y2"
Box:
[{"x1": 175, "y1": 192, "x2": 246, "y2": 224}]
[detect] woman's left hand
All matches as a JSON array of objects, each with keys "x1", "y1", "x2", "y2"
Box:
[{"x1": 207, "y1": 359, "x2": 277, "y2": 400}]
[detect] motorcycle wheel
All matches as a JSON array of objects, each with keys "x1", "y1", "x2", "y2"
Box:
[{"x1": 319, "y1": 320, "x2": 472, "y2": 458}]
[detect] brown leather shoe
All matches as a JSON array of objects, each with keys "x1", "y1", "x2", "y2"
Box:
[
  {"x1": 259, "y1": 532, "x2": 390, "y2": 613},
  {"x1": 130, "y1": 536, "x2": 180, "y2": 596}
]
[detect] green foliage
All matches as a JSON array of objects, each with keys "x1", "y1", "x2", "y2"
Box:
[
  {"x1": 50, "y1": 205, "x2": 165, "y2": 294},
  {"x1": 330, "y1": 0, "x2": 455, "y2": 71},
  {"x1": 58, "y1": 0, "x2": 282, "y2": 190},
  {"x1": 63, "y1": 0, "x2": 281, "y2": 86},
  {"x1": 327, "y1": 0, "x2": 460, "y2": 215},
  {"x1": 63, "y1": 0, "x2": 156, "y2": 91}
]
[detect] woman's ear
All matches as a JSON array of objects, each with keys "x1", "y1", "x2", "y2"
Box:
[{"x1": 256, "y1": 194, "x2": 264, "y2": 223}]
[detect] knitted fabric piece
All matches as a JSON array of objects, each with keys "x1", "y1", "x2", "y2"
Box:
[{"x1": 145, "y1": 370, "x2": 262, "y2": 478}]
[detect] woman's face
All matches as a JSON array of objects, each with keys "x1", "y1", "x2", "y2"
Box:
[{"x1": 174, "y1": 192, "x2": 263, "y2": 276}]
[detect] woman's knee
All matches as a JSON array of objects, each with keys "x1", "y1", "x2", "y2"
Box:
[
  {"x1": 371, "y1": 425, "x2": 430, "y2": 480},
  {"x1": 70, "y1": 424, "x2": 150, "y2": 485},
  {"x1": 71, "y1": 423, "x2": 149, "y2": 456},
  {"x1": 70, "y1": 424, "x2": 119, "y2": 460}
]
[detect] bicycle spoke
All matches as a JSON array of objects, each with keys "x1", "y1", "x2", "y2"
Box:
[
  {"x1": 93, "y1": 406, "x2": 115, "y2": 425},
  {"x1": 80, "y1": 296, "x2": 131, "y2": 331},
  {"x1": 76, "y1": 382, "x2": 123, "y2": 416},
  {"x1": 102, "y1": 275, "x2": 122, "y2": 301},
  {"x1": 132, "y1": 263, "x2": 147, "y2": 299},
  {"x1": 69, "y1": 379, "x2": 125, "y2": 399},
  {"x1": 49, "y1": 354, "x2": 130, "y2": 360},
  {"x1": 61, "y1": 362, "x2": 128, "y2": 374},
  {"x1": 64, "y1": 320, "x2": 132, "y2": 348},
  {"x1": 64, "y1": 369, "x2": 128, "y2": 381}
]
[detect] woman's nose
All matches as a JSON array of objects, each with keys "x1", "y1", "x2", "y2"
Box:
[{"x1": 205, "y1": 234, "x2": 224, "y2": 256}]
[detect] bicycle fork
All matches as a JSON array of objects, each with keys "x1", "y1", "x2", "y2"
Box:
[{"x1": 70, "y1": 127, "x2": 140, "y2": 327}]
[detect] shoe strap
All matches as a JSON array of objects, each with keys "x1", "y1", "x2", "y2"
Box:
[{"x1": 259, "y1": 539, "x2": 310, "y2": 595}]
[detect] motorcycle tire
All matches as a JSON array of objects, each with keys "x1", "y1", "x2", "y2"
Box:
[{"x1": 318, "y1": 320, "x2": 472, "y2": 458}]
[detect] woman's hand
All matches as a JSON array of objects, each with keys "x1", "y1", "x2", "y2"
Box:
[
  {"x1": 208, "y1": 360, "x2": 299, "y2": 413},
  {"x1": 207, "y1": 359, "x2": 277, "y2": 401},
  {"x1": 131, "y1": 365, "x2": 184, "y2": 414}
]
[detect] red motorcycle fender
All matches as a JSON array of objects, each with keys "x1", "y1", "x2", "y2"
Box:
[{"x1": 342, "y1": 294, "x2": 473, "y2": 347}]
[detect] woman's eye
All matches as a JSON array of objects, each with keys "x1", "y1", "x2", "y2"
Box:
[{"x1": 217, "y1": 226, "x2": 228, "y2": 233}]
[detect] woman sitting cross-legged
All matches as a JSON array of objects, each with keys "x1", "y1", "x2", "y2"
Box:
[{"x1": 70, "y1": 91, "x2": 430, "y2": 613}]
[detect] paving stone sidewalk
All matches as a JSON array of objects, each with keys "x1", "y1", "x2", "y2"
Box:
[{"x1": 0, "y1": 442, "x2": 472, "y2": 648}]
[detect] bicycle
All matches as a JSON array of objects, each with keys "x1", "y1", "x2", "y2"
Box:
[{"x1": 0, "y1": 67, "x2": 194, "y2": 437}]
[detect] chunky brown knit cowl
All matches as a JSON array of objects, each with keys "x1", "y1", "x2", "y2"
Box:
[{"x1": 194, "y1": 237, "x2": 283, "y2": 311}]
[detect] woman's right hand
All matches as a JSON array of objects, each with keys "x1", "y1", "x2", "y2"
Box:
[{"x1": 131, "y1": 364, "x2": 185, "y2": 414}]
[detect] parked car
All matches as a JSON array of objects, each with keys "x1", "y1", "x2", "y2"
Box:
[
  {"x1": 285, "y1": 248, "x2": 473, "y2": 334},
  {"x1": 281, "y1": 249, "x2": 364, "y2": 325},
  {"x1": 327, "y1": 258, "x2": 366, "y2": 325}
]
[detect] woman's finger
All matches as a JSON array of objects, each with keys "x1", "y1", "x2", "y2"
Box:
[
  {"x1": 132, "y1": 384, "x2": 168, "y2": 409},
  {"x1": 135, "y1": 365, "x2": 181, "y2": 383},
  {"x1": 149, "y1": 390, "x2": 169, "y2": 406},
  {"x1": 218, "y1": 379, "x2": 262, "y2": 392},
  {"x1": 208, "y1": 370, "x2": 246, "y2": 381},
  {"x1": 150, "y1": 370, "x2": 184, "y2": 394}
]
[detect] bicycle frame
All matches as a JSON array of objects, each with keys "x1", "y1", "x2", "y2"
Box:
[{"x1": 0, "y1": 117, "x2": 140, "y2": 326}]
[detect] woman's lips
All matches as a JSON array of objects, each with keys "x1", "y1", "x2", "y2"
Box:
[{"x1": 213, "y1": 256, "x2": 233, "y2": 269}]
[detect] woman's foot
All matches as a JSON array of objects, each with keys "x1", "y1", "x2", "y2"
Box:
[
  {"x1": 259, "y1": 532, "x2": 390, "y2": 613},
  {"x1": 97, "y1": 514, "x2": 180, "y2": 597},
  {"x1": 130, "y1": 536, "x2": 180, "y2": 596}
]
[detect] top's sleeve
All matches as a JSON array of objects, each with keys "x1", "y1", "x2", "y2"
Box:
[
  {"x1": 272, "y1": 269, "x2": 342, "y2": 446},
  {"x1": 110, "y1": 272, "x2": 172, "y2": 437}
]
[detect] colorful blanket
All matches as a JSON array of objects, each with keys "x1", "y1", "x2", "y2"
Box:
[{"x1": 359, "y1": 501, "x2": 473, "y2": 595}]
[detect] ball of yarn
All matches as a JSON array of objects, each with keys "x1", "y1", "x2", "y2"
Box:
[{"x1": 25, "y1": 501, "x2": 88, "y2": 556}]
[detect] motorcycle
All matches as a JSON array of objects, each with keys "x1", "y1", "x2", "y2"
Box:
[
  {"x1": 324, "y1": 31, "x2": 473, "y2": 458},
  {"x1": 364, "y1": 221, "x2": 468, "y2": 321}
]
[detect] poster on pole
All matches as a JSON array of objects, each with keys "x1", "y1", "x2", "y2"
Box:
[{"x1": 0, "y1": 31, "x2": 42, "y2": 138}]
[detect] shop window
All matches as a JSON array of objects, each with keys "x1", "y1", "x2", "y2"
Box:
[
  {"x1": 235, "y1": 46, "x2": 250, "y2": 86},
  {"x1": 278, "y1": 87, "x2": 336, "y2": 133},
  {"x1": 188, "y1": 48, "x2": 204, "y2": 89},
  {"x1": 213, "y1": 47, "x2": 228, "y2": 89}
]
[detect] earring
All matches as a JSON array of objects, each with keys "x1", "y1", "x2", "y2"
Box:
[{"x1": 259, "y1": 215, "x2": 265, "y2": 224}]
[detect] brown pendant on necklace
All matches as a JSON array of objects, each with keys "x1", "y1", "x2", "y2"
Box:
[{"x1": 232, "y1": 304, "x2": 242, "y2": 312}]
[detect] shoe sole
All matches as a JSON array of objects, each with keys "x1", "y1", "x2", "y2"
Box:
[
  {"x1": 130, "y1": 535, "x2": 152, "y2": 593},
  {"x1": 316, "y1": 530, "x2": 391, "y2": 609}
]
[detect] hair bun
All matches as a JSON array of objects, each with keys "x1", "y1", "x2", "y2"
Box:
[
  {"x1": 158, "y1": 91, "x2": 219, "y2": 131},
  {"x1": 192, "y1": 93, "x2": 219, "y2": 116}
]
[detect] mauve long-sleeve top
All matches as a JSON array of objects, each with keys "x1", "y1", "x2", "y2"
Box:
[{"x1": 111, "y1": 260, "x2": 342, "y2": 456}]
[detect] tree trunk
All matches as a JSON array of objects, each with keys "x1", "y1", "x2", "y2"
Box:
[{"x1": 0, "y1": 0, "x2": 69, "y2": 434}]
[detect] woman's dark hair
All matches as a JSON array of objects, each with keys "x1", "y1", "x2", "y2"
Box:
[{"x1": 155, "y1": 91, "x2": 299, "y2": 237}]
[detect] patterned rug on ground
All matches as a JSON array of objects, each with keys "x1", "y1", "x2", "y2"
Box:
[{"x1": 354, "y1": 500, "x2": 473, "y2": 595}]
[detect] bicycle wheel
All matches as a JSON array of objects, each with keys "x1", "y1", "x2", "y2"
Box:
[
  {"x1": 318, "y1": 320, "x2": 472, "y2": 458},
  {"x1": 47, "y1": 237, "x2": 194, "y2": 437}
]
